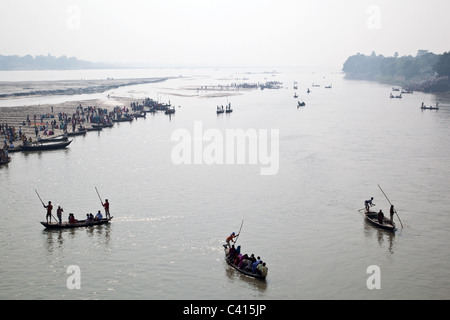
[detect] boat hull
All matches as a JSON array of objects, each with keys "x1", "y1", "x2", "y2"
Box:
[
  {"x1": 21, "y1": 140, "x2": 72, "y2": 151},
  {"x1": 364, "y1": 211, "x2": 396, "y2": 231},
  {"x1": 41, "y1": 217, "x2": 113, "y2": 229}
]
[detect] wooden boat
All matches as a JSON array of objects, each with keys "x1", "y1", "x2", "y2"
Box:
[
  {"x1": 113, "y1": 116, "x2": 133, "y2": 122},
  {"x1": 40, "y1": 135, "x2": 68, "y2": 143},
  {"x1": 0, "y1": 157, "x2": 11, "y2": 165},
  {"x1": 421, "y1": 106, "x2": 439, "y2": 110},
  {"x1": 41, "y1": 217, "x2": 113, "y2": 229},
  {"x1": 223, "y1": 245, "x2": 267, "y2": 280},
  {"x1": 21, "y1": 140, "x2": 72, "y2": 151},
  {"x1": 165, "y1": 108, "x2": 176, "y2": 115},
  {"x1": 364, "y1": 211, "x2": 396, "y2": 231},
  {"x1": 92, "y1": 123, "x2": 113, "y2": 129},
  {"x1": 297, "y1": 101, "x2": 306, "y2": 107},
  {"x1": 5, "y1": 146, "x2": 22, "y2": 153},
  {"x1": 67, "y1": 130, "x2": 87, "y2": 137}
]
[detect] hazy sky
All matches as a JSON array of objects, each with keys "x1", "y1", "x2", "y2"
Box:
[{"x1": 1, "y1": 0, "x2": 449, "y2": 68}]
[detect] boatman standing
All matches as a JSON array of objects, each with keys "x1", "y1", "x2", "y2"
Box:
[
  {"x1": 390, "y1": 205, "x2": 395, "y2": 224},
  {"x1": 56, "y1": 204, "x2": 63, "y2": 225},
  {"x1": 44, "y1": 201, "x2": 53, "y2": 224},
  {"x1": 102, "y1": 199, "x2": 110, "y2": 219},
  {"x1": 226, "y1": 232, "x2": 239, "y2": 248}
]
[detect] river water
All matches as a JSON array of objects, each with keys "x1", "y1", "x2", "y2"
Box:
[{"x1": 0, "y1": 67, "x2": 449, "y2": 300}]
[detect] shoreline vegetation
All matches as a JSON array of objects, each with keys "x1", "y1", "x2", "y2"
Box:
[{"x1": 342, "y1": 50, "x2": 450, "y2": 93}]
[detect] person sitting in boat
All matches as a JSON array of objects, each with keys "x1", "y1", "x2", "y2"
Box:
[
  {"x1": 365, "y1": 197, "x2": 374, "y2": 211},
  {"x1": 228, "y1": 245, "x2": 237, "y2": 262},
  {"x1": 378, "y1": 210, "x2": 384, "y2": 224},
  {"x1": 94, "y1": 210, "x2": 103, "y2": 221},
  {"x1": 243, "y1": 258, "x2": 253, "y2": 271},
  {"x1": 235, "y1": 252, "x2": 244, "y2": 267},
  {"x1": 252, "y1": 257, "x2": 262, "y2": 273},
  {"x1": 239, "y1": 254, "x2": 249, "y2": 269},
  {"x1": 257, "y1": 262, "x2": 268, "y2": 277},
  {"x1": 69, "y1": 213, "x2": 78, "y2": 224}
]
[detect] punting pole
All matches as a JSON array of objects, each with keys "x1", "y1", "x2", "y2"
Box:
[
  {"x1": 234, "y1": 219, "x2": 244, "y2": 245},
  {"x1": 378, "y1": 184, "x2": 404, "y2": 228},
  {"x1": 95, "y1": 187, "x2": 103, "y2": 206},
  {"x1": 35, "y1": 189, "x2": 58, "y2": 222}
]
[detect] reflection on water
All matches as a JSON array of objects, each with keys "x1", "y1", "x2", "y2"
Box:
[
  {"x1": 363, "y1": 222, "x2": 396, "y2": 254},
  {"x1": 42, "y1": 224, "x2": 112, "y2": 253}
]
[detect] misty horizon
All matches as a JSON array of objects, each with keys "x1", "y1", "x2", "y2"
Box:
[{"x1": 1, "y1": 0, "x2": 449, "y2": 69}]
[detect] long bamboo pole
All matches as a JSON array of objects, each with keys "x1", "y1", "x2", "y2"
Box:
[{"x1": 378, "y1": 185, "x2": 403, "y2": 228}]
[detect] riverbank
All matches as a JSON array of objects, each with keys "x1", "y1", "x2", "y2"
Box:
[
  {"x1": 0, "y1": 77, "x2": 169, "y2": 99},
  {"x1": 0, "y1": 95, "x2": 141, "y2": 148},
  {"x1": 344, "y1": 73, "x2": 450, "y2": 93}
]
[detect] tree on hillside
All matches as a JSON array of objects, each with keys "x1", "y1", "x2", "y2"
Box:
[{"x1": 434, "y1": 52, "x2": 450, "y2": 77}]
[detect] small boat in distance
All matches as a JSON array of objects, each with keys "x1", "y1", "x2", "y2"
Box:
[
  {"x1": 421, "y1": 102, "x2": 439, "y2": 110},
  {"x1": 390, "y1": 93, "x2": 402, "y2": 99},
  {"x1": 294, "y1": 92, "x2": 298, "y2": 98},
  {"x1": 165, "y1": 107, "x2": 176, "y2": 115},
  {"x1": 297, "y1": 101, "x2": 306, "y2": 107},
  {"x1": 225, "y1": 102, "x2": 233, "y2": 113}
]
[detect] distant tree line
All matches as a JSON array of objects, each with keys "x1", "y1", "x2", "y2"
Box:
[
  {"x1": 342, "y1": 50, "x2": 450, "y2": 92},
  {"x1": 0, "y1": 54, "x2": 111, "y2": 70}
]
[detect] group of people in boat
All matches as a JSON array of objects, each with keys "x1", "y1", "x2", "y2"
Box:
[
  {"x1": 364, "y1": 197, "x2": 396, "y2": 225},
  {"x1": 225, "y1": 232, "x2": 268, "y2": 277},
  {"x1": 226, "y1": 244, "x2": 269, "y2": 277},
  {"x1": 43, "y1": 198, "x2": 111, "y2": 224}
]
